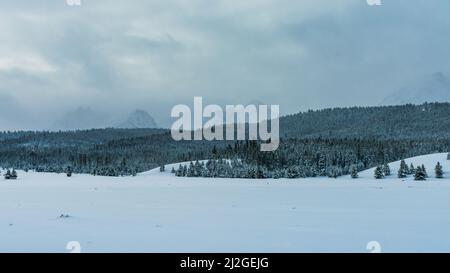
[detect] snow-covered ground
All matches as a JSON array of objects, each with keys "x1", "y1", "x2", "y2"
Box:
[
  {"x1": 357, "y1": 152, "x2": 449, "y2": 180},
  {"x1": 1, "y1": 153, "x2": 450, "y2": 253}
]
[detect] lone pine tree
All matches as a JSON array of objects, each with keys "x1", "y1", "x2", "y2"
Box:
[
  {"x1": 4, "y1": 169, "x2": 11, "y2": 180},
  {"x1": 66, "y1": 166, "x2": 73, "y2": 177},
  {"x1": 435, "y1": 162, "x2": 444, "y2": 178},
  {"x1": 398, "y1": 160, "x2": 407, "y2": 178}
]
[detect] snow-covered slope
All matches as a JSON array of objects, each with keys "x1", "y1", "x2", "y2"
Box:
[
  {"x1": 142, "y1": 160, "x2": 209, "y2": 175},
  {"x1": 1, "y1": 153, "x2": 450, "y2": 253},
  {"x1": 357, "y1": 152, "x2": 449, "y2": 180},
  {"x1": 143, "y1": 159, "x2": 232, "y2": 175}
]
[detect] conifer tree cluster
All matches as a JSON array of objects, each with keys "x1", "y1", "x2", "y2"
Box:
[
  {"x1": 414, "y1": 165, "x2": 427, "y2": 181},
  {"x1": 4, "y1": 169, "x2": 17, "y2": 180},
  {"x1": 397, "y1": 161, "x2": 444, "y2": 180},
  {"x1": 174, "y1": 159, "x2": 272, "y2": 179}
]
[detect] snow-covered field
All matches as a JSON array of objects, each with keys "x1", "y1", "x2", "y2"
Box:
[{"x1": 1, "y1": 153, "x2": 450, "y2": 253}]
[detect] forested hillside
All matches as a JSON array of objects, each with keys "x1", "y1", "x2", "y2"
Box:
[
  {"x1": 281, "y1": 102, "x2": 450, "y2": 139},
  {"x1": 1, "y1": 103, "x2": 450, "y2": 178}
]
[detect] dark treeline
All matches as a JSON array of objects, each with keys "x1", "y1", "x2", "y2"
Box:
[
  {"x1": 1, "y1": 102, "x2": 450, "y2": 178},
  {"x1": 0, "y1": 129, "x2": 228, "y2": 176},
  {"x1": 281, "y1": 102, "x2": 450, "y2": 139},
  {"x1": 174, "y1": 138, "x2": 450, "y2": 178}
]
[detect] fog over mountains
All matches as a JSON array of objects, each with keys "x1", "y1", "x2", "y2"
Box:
[
  {"x1": 116, "y1": 110, "x2": 158, "y2": 129},
  {"x1": 52, "y1": 108, "x2": 158, "y2": 131},
  {"x1": 2, "y1": 71, "x2": 450, "y2": 132},
  {"x1": 381, "y1": 72, "x2": 450, "y2": 106}
]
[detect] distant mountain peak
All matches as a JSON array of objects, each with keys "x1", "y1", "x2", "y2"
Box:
[
  {"x1": 116, "y1": 109, "x2": 158, "y2": 129},
  {"x1": 381, "y1": 72, "x2": 450, "y2": 105}
]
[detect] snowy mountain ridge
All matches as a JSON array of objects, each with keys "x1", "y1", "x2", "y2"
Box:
[{"x1": 116, "y1": 109, "x2": 158, "y2": 129}]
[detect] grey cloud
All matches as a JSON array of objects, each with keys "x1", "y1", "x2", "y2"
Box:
[{"x1": 0, "y1": 0, "x2": 449, "y2": 129}]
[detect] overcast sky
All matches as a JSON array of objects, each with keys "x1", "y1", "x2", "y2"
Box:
[{"x1": 0, "y1": 0, "x2": 449, "y2": 130}]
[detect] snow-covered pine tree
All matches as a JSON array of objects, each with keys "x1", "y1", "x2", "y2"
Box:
[
  {"x1": 186, "y1": 162, "x2": 195, "y2": 177},
  {"x1": 206, "y1": 160, "x2": 217, "y2": 177},
  {"x1": 215, "y1": 159, "x2": 224, "y2": 177},
  {"x1": 171, "y1": 167, "x2": 176, "y2": 174},
  {"x1": 409, "y1": 163, "x2": 415, "y2": 175},
  {"x1": 175, "y1": 164, "x2": 184, "y2": 176},
  {"x1": 255, "y1": 166, "x2": 264, "y2": 179},
  {"x1": 382, "y1": 163, "x2": 391, "y2": 176},
  {"x1": 286, "y1": 166, "x2": 299, "y2": 178},
  {"x1": 374, "y1": 165, "x2": 384, "y2": 179},
  {"x1": 414, "y1": 166, "x2": 426, "y2": 181},
  {"x1": 317, "y1": 155, "x2": 326, "y2": 176},
  {"x1": 350, "y1": 164, "x2": 358, "y2": 179},
  {"x1": 398, "y1": 160, "x2": 407, "y2": 178},
  {"x1": 273, "y1": 169, "x2": 285, "y2": 179},
  {"x1": 200, "y1": 165, "x2": 210, "y2": 177},
  {"x1": 421, "y1": 164, "x2": 428, "y2": 178},
  {"x1": 66, "y1": 166, "x2": 73, "y2": 177},
  {"x1": 435, "y1": 162, "x2": 444, "y2": 178},
  {"x1": 4, "y1": 169, "x2": 11, "y2": 180},
  {"x1": 194, "y1": 160, "x2": 202, "y2": 177},
  {"x1": 11, "y1": 169, "x2": 17, "y2": 179},
  {"x1": 329, "y1": 166, "x2": 341, "y2": 179},
  {"x1": 222, "y1": 162, "x2": 233, "y2": 178},
  {"x1": 404, "y1": 163, "x2": 410, "y2": 175},
  {"x1": 245, "y1": 165, "x2": 257, "y2": 179},
  {"x1": 119, "y1": 158, "x2": 127, "y2": 176}
]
